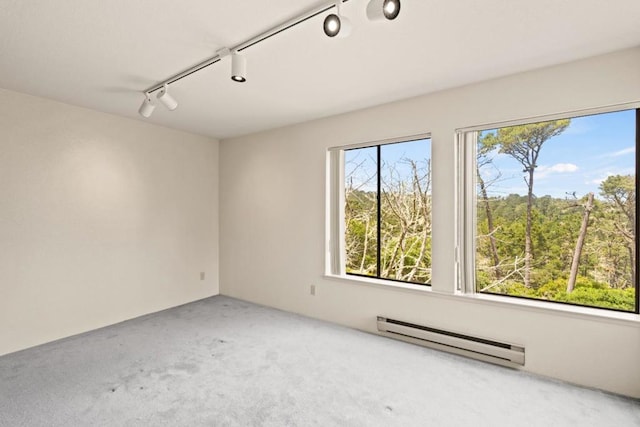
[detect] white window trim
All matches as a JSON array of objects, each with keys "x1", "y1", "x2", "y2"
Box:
[
  {"x1": 325, "y1": 149, "x2": 346, "y2": 276},
  {"x1": 455, "y1": 101, "x2": 640, "y2": 134},
  {"x1": 456, "y1": 130, "x2": 479, "y2": 295},
  {"x1": 327, "y1": 132, "x2": 431, "y2": 152}
]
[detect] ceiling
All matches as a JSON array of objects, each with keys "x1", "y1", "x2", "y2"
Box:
[{"x1": 1, "y1": 0, "x2": 639, "y2": 140}]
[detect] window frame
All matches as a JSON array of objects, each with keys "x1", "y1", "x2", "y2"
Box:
[
  {"x1": 456, "y1": 103, "x2": 640, "y2": 314},
  {"x1": 327, "y1": 133, "x2": 432, "y2": 287}
]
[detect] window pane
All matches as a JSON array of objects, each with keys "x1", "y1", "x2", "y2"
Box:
[
  {"x1": 475, "y1": 109, "x2": 637, "y2": 312},
  {"x1": 380, "y1": 139, "x2": 432, "y2": 284},
  {"x1": 345, "y1": 147, "x2": 378, "y2": 277}
]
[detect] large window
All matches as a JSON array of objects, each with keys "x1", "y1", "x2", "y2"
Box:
[
  {"x1": 335, "y1": 136, "x2": 432, "y2": 285},
  {"x1": 460, "y1": 108, "x2": 638, "y2": 313}
]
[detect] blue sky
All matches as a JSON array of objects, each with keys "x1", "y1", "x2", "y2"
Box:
[
  {"x1": 345, "y1": 109, "x2": 635, "y2": 199},
  {"x1": 345, "y1": 138, "x2": 431, "y2": 192},
  {"x1": 480, "y1": 109, "x2": 636, "y2": 199}
]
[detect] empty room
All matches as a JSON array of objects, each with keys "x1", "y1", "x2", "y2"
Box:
[{"x1": 1, "y1": 1, "x2": 640, "y2": 425}]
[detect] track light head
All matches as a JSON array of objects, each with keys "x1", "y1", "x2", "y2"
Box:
[
  {"x1": 323, "y1": 15, "x2": 352, "y2": 38},
  {"x1": 323, "y1": 14, "x2": 341, "y2": 37},
  {"x1": 157, "y1": 84, "x2": 178, "y2": 111},
  {"x1": 324, "y1": 1, "x2": 352, "y2": 38},
  {"x1": 231, "y1": 52, "x2": 247, "y2": 83},
  {"x1": 367, "y1": 0, "x2": 401, "y2": 21},
  {"x1": 138, "y1": 93, "x2": 156, "y2": 118}
]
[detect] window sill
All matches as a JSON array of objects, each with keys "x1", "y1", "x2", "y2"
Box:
[
  {"x1": 325, "y1": 273, "x2": 432, "y2": 293},
  {"x1": 324, "y1": 274, "x2": 640, "y2": 327},
  {"x1": 461, "y1": 292, "x2": 640, "y2": 327}
]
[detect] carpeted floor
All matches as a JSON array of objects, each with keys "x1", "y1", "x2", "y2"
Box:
[{"x1": 0, "y1": 296, "x2": 638, "y2": 426}]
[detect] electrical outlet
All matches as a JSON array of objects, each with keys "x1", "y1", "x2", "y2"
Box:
[
  {"x1": 310, "y1": 284, "x2": 316, "y2": 296},
  {"x1": 200, "y1": 272, "x2": 205, "y2": 280}
]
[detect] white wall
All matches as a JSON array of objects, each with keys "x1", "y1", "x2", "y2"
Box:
[
  {"x1": 220, "y1": 47, "x2": 640, "y2": 398},
  {"x1": 0, "y1": 89, "x2": 219, "y2": 356}
]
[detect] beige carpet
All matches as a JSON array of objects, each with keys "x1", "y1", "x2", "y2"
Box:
[{"x1": 1, "y1": 296, "x2": 638, "y2": 426}]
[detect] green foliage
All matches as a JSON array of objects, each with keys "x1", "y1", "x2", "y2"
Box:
[
  {"x1": 345, "y1": 190, "x2": 378, "y2": 276},
  {"x1": 485, "y1": 277, "x2": 636, "y2": 311},
  {"x1": 600, "y1": 175, "x2": 635, "y2": 201},
  {"x1": 477, "y1": 192, "x2": 636, "y2": 312},
  {"x1": 477, "y1": 117, "x2": 635, "y2": 312},
  {"x1": 481, "y1": 120, "x2": 571, "y2": 158}
]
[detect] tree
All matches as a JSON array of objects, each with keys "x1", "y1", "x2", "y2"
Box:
[
  {"x1": 474, "y1": 193, "x2": 636, "y2": 312},
  {"x1": 599, "y1": 175, "x2": 636, "y2": 288},
  {"x1": 477, "y1": 136, "x2": 502, "y2": 278},
  {"x1": 567, "y1": 192, "x2": 594, "y2": 293},
  {"x1": 481, "y1": 119, "x2": 570, "y2": 287},
  {"x1": 344, "y1": 148, "x2": 431, "y2": 283},
  {"x1": 344, "y1": 153, "x2": 378, "y2": 276},
  {"x1": 380, "y1": 158, "x2": 432, "y2": 283}
]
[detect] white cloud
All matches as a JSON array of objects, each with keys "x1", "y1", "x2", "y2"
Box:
[
  {"x1": 537, "y1": 163, "x2": 579, "y2": 178},
  {"x1": 587, "y1": 177, "x2": 606, "y2": 185},
  {"x1": 609, "y1": 146, "x2": 635, "y2": 157},
  {"x1": 586, "y1": 169, "x2": 636, "y2": 186},
  {"x1": 586, "y1": 167, "x2": 636, "y2": 186},
  {"x1": 550, "y1": 163, "x2": 579, "y2": 173}
]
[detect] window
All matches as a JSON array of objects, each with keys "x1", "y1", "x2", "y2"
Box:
[
  {"x1": 459, "y1": 107, "x2": 639, "y2": 313},
  {"x1": 328, "y1": 136, "x2": 432, "y2": 286}
]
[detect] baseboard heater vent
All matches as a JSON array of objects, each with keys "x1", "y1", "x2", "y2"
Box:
[{"x1": 377, "y1": 317, "x2": 525, "y2": 367}]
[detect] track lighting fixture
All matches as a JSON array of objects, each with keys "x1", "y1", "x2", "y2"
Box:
[
  {"x1": 157, "y1": 84, "x2": 178, "y2": 110},
  {"x1": 138, "y1": 93, "x2": 156, "y2": 118},
  {"x1": 367, "y1": 0, "x2": 401, "y2": 21},
  {"x1": 138, "y1": 1, "x2": 402, "y2": 117},
  {"x1": 231, "y1": 52, "x2": 247, "y2": 83},
  {"x1": 323, "y1": 1, "x2": 352, "y2": 38}
]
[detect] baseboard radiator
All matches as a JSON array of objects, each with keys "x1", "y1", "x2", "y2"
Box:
[{"x1": 377, "y1": 317, "x2": 525, "y2": 367}]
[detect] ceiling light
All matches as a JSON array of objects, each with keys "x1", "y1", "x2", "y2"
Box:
[
  {"x1": 323, "y1": 1, "x2": 352, "y2": 38},
  {"x1": 157, "y1": 84, "x2": 178, "y2": 110},
  {"x1": 138, "y1": 93, "x2": 156, "y2": 118},
  {"x1": 231, "y1": 52, "x2": 247, "y2": 83},
  {"x1": 367, "y1": 0, "x2": 401, "y2": 21}
]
